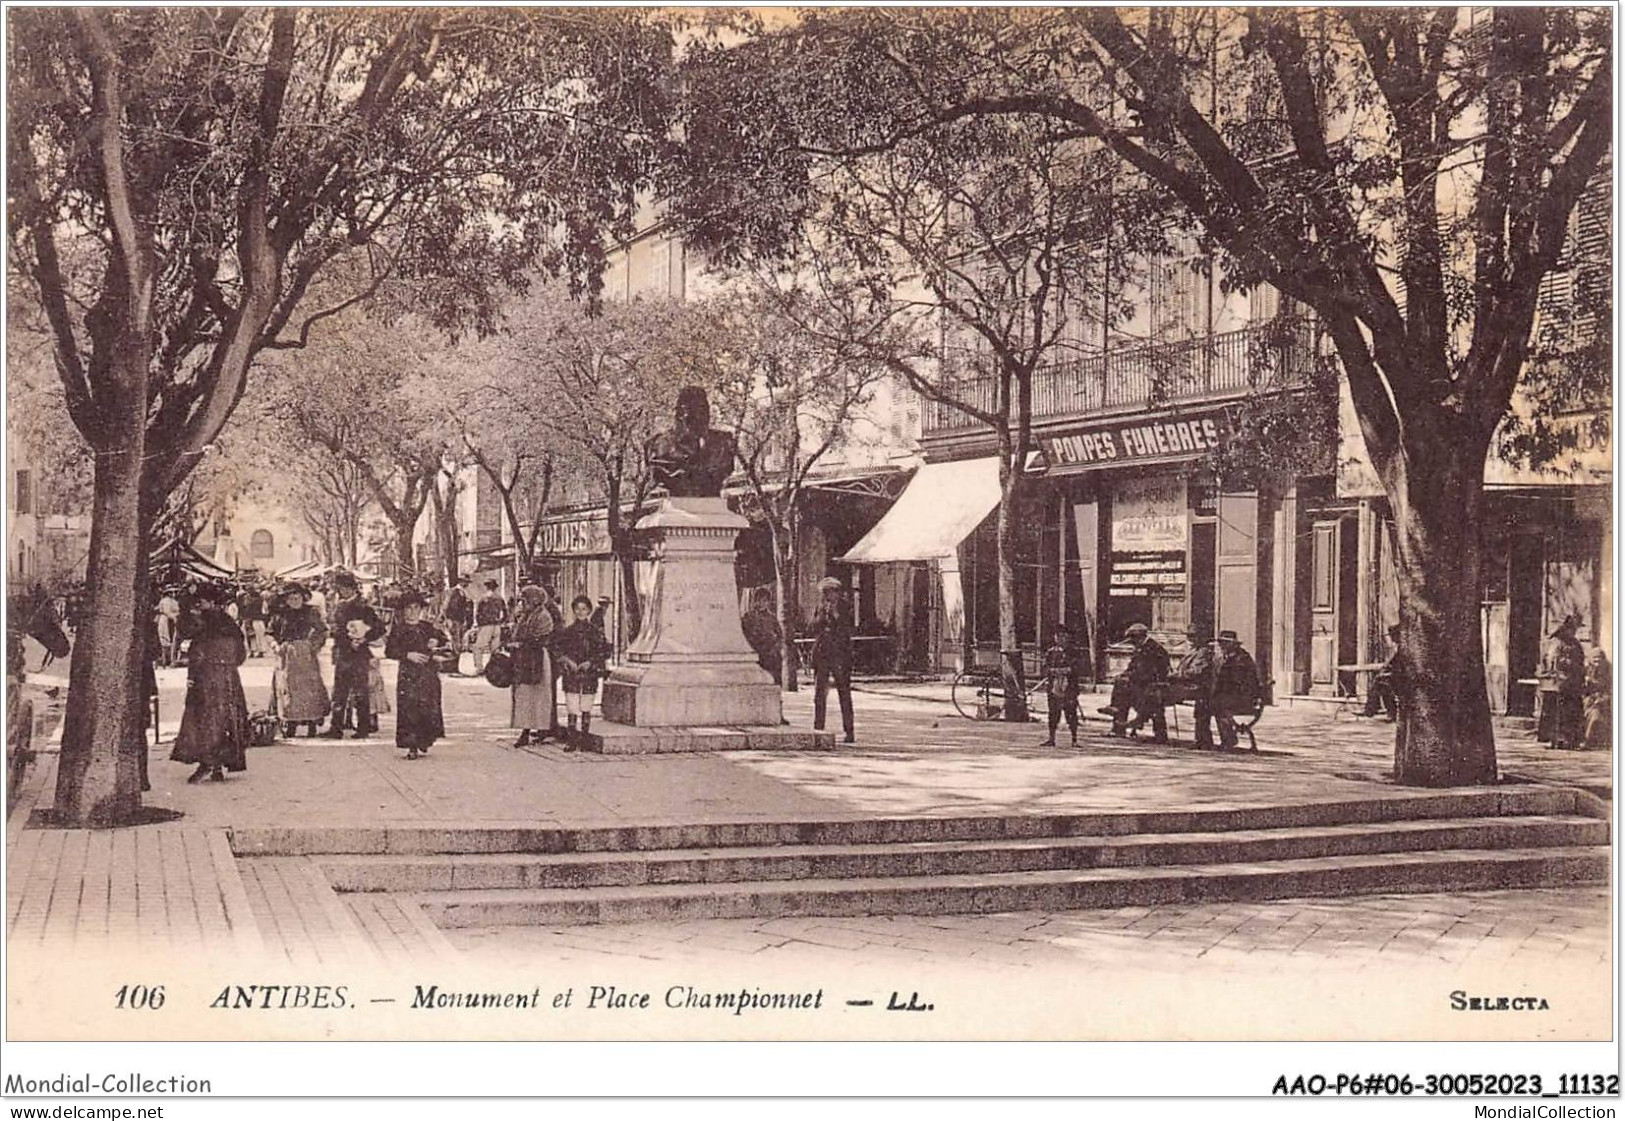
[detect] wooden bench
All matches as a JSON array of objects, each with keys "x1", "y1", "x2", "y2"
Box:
[{"x1": 1136, "y1": 679, "x2": 1268, "y2": 751}]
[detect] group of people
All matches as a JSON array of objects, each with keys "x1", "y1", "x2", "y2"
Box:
[
  {"x1": 161, "y1": 566, "x2": 858, "y2": 780},
  {"x1": 1038, "y1": 621, "x2": 1261, "y2": 751},
  {"x1": 739, "y1": 577, "x2": 857, "y2": 743},
  {"x1": 503, "y1": 586, "x2": 614, "y2": 750},
  {"x1": 1539, "y1": 613, "x2": 1611, "y2": 751},
  {"x1": 169, "y1": 569, "x2": 453, "y2": 780}
]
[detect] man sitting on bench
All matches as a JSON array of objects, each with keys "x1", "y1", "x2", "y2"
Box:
[
  {"x1": 1102, "y1": 623, "x2": 1170, "y2": 742},
  {"x1": 1170, "y1": 623, "x2": 1219, "y2": 749},
  {"x1": 1212, "y1": 629, "x2": 1262, "y2": 751}
]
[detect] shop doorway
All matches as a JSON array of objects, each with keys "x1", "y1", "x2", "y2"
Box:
[
  {"x1": 1506, "y1": 533, "x2": 1545, "y2": 716},
  {"x1": 1190, "y1": 521, "x2": 1216, "y2": 636}
]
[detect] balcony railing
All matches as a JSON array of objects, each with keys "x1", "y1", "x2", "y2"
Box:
[{"x1": 922, "y1": 319, "x2": 1316, "y2": 435}]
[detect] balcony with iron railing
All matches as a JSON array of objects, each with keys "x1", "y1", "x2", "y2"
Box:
[{"x1": 921, "y1": 318, "x2": 1317, "y2": 436}]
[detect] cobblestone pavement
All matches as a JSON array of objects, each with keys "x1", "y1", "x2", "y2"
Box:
[{"x1": 445, "y1": 886, "x2": 1612, "y2": 975}]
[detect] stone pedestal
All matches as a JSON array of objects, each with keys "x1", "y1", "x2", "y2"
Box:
[
  {"x1": 581, "y1": 724, "x2": 834, "y2": 754},
  {"x1": 600, "y1": 497, "x2": 783, "y2": 729}
]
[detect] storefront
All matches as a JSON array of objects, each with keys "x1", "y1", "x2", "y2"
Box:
[
  {"x1": 1337, "y1": 397, "x2": 1611, "y2": 714},
  {"x1": 853, "y1": 403, "x2": 1283, "y2": 681},
  {"x1": 528, "y1": 508, "x2": 629, "y2": 653},
  {"x1": 1043, "y1": 403, "x2": 1276, "y2": 689},
  {"x1": 840, "y1": 457, "x2": 1002, "y2": 673}
]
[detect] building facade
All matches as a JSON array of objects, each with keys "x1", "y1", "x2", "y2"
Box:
[{"x1": 854, "y1": 169, "x2": 1610, "y2": 700}]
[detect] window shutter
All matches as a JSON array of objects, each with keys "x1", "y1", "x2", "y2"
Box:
[{"x1": 1249, "y1": 282, "x2": 1280, "y2": 323}]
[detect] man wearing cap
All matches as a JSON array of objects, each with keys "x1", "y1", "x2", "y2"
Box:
[
  {"x1": 1170, "y1": 623, "x2": 1218, "y2": 749},
  {"x1": 323, "y1": 572, "x2": 384, "y2": 739},
  {"x1": 1102, "y1": 622, "x2": 1170, "y2": 742},
  {"x1": 1211, "y1": 629, "x2": 1262, "y2": 750},
  {"x1": 441, "y1": 576, "x2": 474, "y2": 672},
  {"x1": 471, "y1": 579, "x2": 509, "y2": 675},
  {"x1": 809, "y1": 576, "x2": 855, "y2": 743}
]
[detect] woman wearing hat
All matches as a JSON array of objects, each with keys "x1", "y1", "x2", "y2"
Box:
[
  {"x1": 384, "y1": 593, "x2": 448, "y2": 760},
  {"x1": 170, "y1": 583, "x2": 250, "y2": 783},
  {"x1": 269, "y1": 584, "x2": 330, "y2": 737},
  {"x1": 509, "y1": 584, "x2": 557, "y2": 747}
]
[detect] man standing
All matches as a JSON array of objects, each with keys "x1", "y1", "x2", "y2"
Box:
[
  {"x1": 1360, "y1": 625, "x2": 1401, "y2": 720},
  {"x1": 1104, "y1": 623, "x2": 1169, "y2": 742},
  {"x1": 238, "y1": 581, "x2": 267, "y2": 658},
  {"x1": 1170, "y1": 624, "x2": 1218, "y2": 748},
  {"x1": 741, "y1": 589, "x2": 785, "y2": 685},
  {"x1": 442, "y1": 576, "x2": 473, "y2": 670},
  {"x1": 1211, "y1": 630, "x2": 1262, "y2": 751},
  {"x1": 809, "y1": 577, "x2": 855, "y2": 744},
  {"x1": 471, "y1": 579, "x2": 509, "y2": 674},
  {"x1": 323, "y1": 572, "x2": 384, "y2": 739}
]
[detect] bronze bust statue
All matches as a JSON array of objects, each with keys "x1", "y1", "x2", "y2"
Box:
[{"x1": 646, "y1": 386, "x2": 737, "y2": 498}]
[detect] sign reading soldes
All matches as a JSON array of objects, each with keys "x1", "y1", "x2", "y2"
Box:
[{"x1": 1043, "y1": 410, "x2": 1229, "y2": 469}]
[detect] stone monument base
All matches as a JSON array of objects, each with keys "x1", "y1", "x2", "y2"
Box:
[
  {"x1": 581, "y1": 721, "x2": 836, "y2": 755},
  {"x1": 600, "y1": 662, "x2": 781, "y2": 727},
  {"x1": 599, "y1": 495, "x2": 785, "y2": 729}
]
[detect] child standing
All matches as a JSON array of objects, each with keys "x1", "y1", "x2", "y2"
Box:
[
  {"x1": 552, "y1": 595, "x2": 612, "y2": 751},
  {"x1": 1040, "y1": 624, "x2": 1082, "y2": 748}
]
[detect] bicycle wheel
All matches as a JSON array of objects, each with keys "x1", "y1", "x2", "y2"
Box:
[{"x1": 951, "y1": 671, "x2": 985, "y2": 720}]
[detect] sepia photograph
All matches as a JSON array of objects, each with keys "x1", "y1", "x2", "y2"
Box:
[{"x1": 2, "y1": 0, "x2": 1616, "y2": 1086}]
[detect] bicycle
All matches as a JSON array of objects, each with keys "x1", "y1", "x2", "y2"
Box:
[{"x1": 951, "y1": 663, "x2": 1047, "y2": 722}]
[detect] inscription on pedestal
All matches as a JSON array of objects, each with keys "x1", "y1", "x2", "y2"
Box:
[{"x1": 602, "y1": 497, "x2": 782, "y2": 729}]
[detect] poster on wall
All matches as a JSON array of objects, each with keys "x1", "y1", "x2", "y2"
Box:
[{"x1": 1111, "y1": 477, "x2": 1188, "y2": 551}]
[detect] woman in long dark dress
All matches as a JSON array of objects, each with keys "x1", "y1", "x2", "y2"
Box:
[
  {"x1": 170, "y1": 584, "x2": 250, "y2": 783},
  {"x1": 383, "y1": 594, "x2": 447, "y2": 760}
]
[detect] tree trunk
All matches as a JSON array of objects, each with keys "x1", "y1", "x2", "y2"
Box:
[
  {"x1": 995, "y1": 442, "x2": 1029, "y2": 722},
  {"x1": 393, "y1": 520, "x2": 417, "y2": 581},
  {"x1": 432, "y1": 477, "x2": 460, "y2": 586},
  {"x1": 345, "y1": 506, "x2": 360, "y2": 570},
  {"x1": 616, "y1": 545, "x2": 643, "y2": 644},
  {"x1": 607, "y1": 472, "x2": 643, "y2": 643},
  {"x1": 1386, "y1": 439, "x2": 1499, "y2": 786},
  {"x1": 54, "y1": 443, "x2": 148, "y2": 825},
  {"x1": 772, "y1": 506, "x2": 802, "y2": 691}
]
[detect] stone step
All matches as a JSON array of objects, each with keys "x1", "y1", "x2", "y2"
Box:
[
  {"x1": 230, "y1": 787, "x2": 1586, "y2": 856},
  {"x1": 414, "y1": 846, "x2": 1610, "y2": 928},
  {"x1": 317, "y1": 815, "x2": 1609, "y2": 894}
]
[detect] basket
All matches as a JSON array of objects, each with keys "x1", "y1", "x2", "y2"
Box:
[
  {"x1": 248, "y1": 710, "x2": 281, "y2": 747},
  {"x1": 483, "y1": 649, "x2": 515, "y2": 689}
]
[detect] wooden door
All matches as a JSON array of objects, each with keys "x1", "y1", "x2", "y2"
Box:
[
  {"x1": 1071, "y1": 500, "x2": 1100, "y2": 677},
  {"x1": 1215, "y1": 493, "x2": 1259, "y2": 651},
  {"x1": 1309, "y1": 520, "x2": 1339, "y2": 690}
]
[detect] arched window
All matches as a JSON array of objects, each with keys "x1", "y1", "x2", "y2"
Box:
[{"x1": 250, "y1": 529, "x2": 275, "y2": 559}]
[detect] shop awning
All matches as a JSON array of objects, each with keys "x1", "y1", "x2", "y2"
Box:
[
  {"x1": 274, "y1": 559, "x2": 323, "y2": 580},
  {"x1": 150, "y1": 538, "x2": 235, "y2": 582},
  {"x1": 839, "y1": 457, "x2": 1001, "y2": 564}
]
